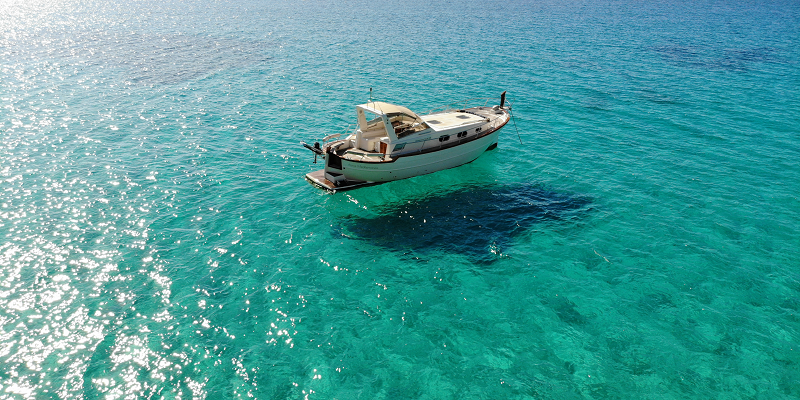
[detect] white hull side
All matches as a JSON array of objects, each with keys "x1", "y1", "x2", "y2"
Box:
[{"x1": 339, "y1": 130, "x2": 500, "y2": 182}]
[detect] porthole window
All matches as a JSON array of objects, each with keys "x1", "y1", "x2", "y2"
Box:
[{"x1": 439, "y1": 135, "x2": 450, "y2": 142}]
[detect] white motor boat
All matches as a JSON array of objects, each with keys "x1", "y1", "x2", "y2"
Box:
[{"x1": 302, "y1": 92, "x2": 511, "y2": 192}]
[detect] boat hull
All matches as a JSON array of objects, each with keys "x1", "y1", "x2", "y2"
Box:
[{"x1": 337, "y1": 129, "x2": 499, "y2": 183}]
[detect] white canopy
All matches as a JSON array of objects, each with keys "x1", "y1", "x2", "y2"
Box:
[
  {"x1": 355, "y1": 101, "x2": 431, "y2": 141},
  {"x1": 356, "y1": 101, "x2": 420, "y2": 119}
]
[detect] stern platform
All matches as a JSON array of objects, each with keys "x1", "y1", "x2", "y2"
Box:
[{"x1": 304, "y1": 170, "x2": 382, "y2": 193}]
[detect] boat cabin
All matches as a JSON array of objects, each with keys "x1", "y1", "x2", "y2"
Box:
[{"x1": 353, "y1": 101, "x2": 431, "y2": 152}]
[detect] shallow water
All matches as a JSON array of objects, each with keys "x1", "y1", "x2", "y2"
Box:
[{"x1": 1, "y1": 0, "x2": 799, "y2": 398}]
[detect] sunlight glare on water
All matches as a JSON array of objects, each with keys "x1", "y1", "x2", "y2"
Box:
[{"x1": 1, "y1": 0, "x2": 799, "y2": 398}]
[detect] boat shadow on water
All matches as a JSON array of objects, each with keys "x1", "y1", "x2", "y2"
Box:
[{"x1": 333, "y1": 184, "x2": 594, "y2": 264}]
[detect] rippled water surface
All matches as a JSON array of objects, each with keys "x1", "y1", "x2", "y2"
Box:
[{"x1": 1, "y1": 0, "x2": 799, "y2": 398}]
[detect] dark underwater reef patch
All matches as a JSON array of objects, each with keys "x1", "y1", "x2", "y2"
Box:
[
  {"x1": 334, "y1": 184, "x2": 593, "y2": 263},
  {"x1": 649, "y1": 45, "x2": 781, "y2": 71}
]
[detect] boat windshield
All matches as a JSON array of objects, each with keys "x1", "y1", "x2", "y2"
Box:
[
  {"x1": 363, "y1": 110, "x2": 384, "y2": 130},
  {"x1": 388, "y1": 111, "x2": 429, "y2": 139}
]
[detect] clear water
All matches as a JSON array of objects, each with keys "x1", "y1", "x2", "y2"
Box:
[{"x1": 2, "y1": 0, "x2": 799, "y2": 398}]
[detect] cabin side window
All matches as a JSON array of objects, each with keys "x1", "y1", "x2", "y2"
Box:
[{"x1": 363, "y1": 111, "x2": 384, "y2": 130}]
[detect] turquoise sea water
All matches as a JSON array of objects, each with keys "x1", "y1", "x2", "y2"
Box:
[{"x1": 2, "y1": 0, "x2": 799, "y2": 398}]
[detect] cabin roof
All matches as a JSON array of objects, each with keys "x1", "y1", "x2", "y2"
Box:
[{"x1": 356, "y1": 101, "x2": 419, "y2": 118}]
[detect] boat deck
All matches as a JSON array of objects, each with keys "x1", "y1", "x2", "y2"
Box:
[
  {"x1": 421, "y1": 111, "x2": 486, "y2": 131},
  {"x1": 304, "y1": 170, "x2": 383, "y2": 193}
]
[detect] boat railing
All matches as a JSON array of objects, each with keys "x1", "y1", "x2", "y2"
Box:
[
  {"x1": 424, "y1": 97, "x2": 513, "y2": 115},
  {"x1": 423, "y1": 97, "x2": 496, "y2": 115},
  {"x1": 323, "y1": 123, "x2": 357, "y2": 144}
]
